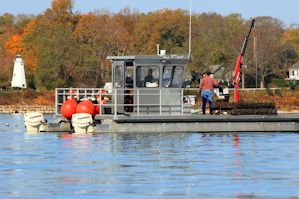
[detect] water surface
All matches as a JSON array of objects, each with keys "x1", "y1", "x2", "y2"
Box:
[{"x1": 0, "y1": 114, "x2": 299, "y2": 198}]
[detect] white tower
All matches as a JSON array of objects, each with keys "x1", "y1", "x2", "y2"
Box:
[{"x1": 11, "y1": 54, "x2": 27, "y2": 89}]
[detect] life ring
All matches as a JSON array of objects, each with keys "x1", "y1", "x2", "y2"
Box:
[
  {"x1": 96, "y1": 90, "x2": 109, "y2": 101},
  {"x1": 67, "y1": 89, "x2": 78, "y2": 99},
  {"x1": 67, "y1": 90, "x2": 77, "y2": 98}
]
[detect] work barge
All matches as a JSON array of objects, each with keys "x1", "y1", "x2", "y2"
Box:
[{"x1": 24, "y1": 54, "x2": 299, "y2": 134}]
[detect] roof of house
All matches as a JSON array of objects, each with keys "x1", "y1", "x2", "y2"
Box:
[
  {"x1": 290, "y1": 61, "x2": 299, "y2": 70},
  {"x1": 209, "y1": 65, "x2": 226, "y2": 80}
]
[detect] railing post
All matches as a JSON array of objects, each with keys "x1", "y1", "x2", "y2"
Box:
[
  {"x1": 181, "y1": 89, "x2": 184, "y2": 115},
  {"x1": 55, "y1": 88, "x2": 58, "y2": 115},
  {"x1": 159, "y1": 89, "x2": 162, "y2": 115},
  {"x1": 137, "y1": 89, "x2": 140, "y2": 116},
  {"x1": 114, "y1": 89, "x2": 117, "y2": 117},
  {"x1": 99, "y1": 89, "x2": 102, "y2": 116}
]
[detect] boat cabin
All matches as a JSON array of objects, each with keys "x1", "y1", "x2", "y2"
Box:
[
  {"x1": 55, "y1": 54, "x2": 191, "y2": 117},
  {"x1": 107, "y1": 54, "x2": 190, "y2": 115}
]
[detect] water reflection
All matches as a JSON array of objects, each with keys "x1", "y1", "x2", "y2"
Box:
[{"x1": 1, "y1": 114, "x2": 299, "y2": 198}]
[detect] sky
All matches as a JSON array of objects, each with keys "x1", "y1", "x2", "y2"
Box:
[{"x1": 0, "y1": 0, "x2": 298, "y2": 27}]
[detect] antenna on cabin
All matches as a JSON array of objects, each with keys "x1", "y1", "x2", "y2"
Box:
[
  {"x1": 157, "y1": 44, "x2": 160, "y2": 55},
  {"x1": 188, "y1": 0, "x2": 192, "y2": 59}
]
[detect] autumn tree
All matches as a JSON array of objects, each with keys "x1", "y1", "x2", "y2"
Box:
[
  {"x1": 133, "y1": 9, "x2": 189, "y2": 54},
  {"x1": 0, "y1": 13, "x2": 15, "y2": 88},
  {"x1": 253, "y1": 17, "x2": 287, "y2": 88},
  {"x1": 74, "y1": 8, "x2": 140, "y2": 85},
  {"x1": 284, "y1": 28, "x2": 299, "y2": 56},
  {"x1": 5, "y1": 34, "x2": 23, "y2": 54},
  {"x1": 0, "y1": 0, "x2": 297, "y2": 90},
  {"x1": 191, "y1": 13, "x2": 246, "y2": 75},
  {"x1": 22, "y1": 0, "x2": 86, "y2": 89}
]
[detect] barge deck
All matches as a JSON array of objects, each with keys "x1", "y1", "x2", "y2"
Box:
[
  {"x1": 91, "y1": 114, "x2": 299, "y2": 133},
  {"x1": 39, "y1": 114, "x2": 299, "y2": 134}
]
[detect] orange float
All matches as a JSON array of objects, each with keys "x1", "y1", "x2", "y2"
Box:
[
  {"x1": 95, "y1": 106, "x2": 100, "y2": 115},
  {"x1": 76, "y1": 100, "x2": 96, "y2": 116},
  {"x1": 61, "y1": 99, "x2": 78, "y2": 119}
]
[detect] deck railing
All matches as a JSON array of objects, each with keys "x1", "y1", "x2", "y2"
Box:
[{"x1": 55, "y1": 88, "x2": 198, "y2": 116}]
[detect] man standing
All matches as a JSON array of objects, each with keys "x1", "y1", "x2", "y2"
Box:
[{"x1": 199, "y1": 72, "x2": 220, "y2": 114}]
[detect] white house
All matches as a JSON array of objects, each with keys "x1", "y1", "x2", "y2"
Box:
[{"x1": 288, "y1": 61, "x2": 299, "y2": 80}]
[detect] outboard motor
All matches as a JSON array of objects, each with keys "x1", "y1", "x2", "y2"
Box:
[
  {"x1": 71, "y1": 113, "x2": 95, "y2": 134},
  {"x1": 24, "y1": 112, "x2": 47, "y2": 133}
]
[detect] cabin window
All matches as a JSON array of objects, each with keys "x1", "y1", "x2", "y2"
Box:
[
  {"x1": 136, "y1": 66, "x2": 159, "y2": 88},
  {"x1": 125, "y1": 65, "x2": 134, "y2": 88},
  {"x1": 162, "y1": 66, "x2": 172, "y2": 87},
  {"x1": 114, "y1": 65, "x2": 123, "y2": 88},
  {"x1": 172, "y1": 66, "x2": 184, "y2": 87},
  {"x1": 162, "y1": 66, "x2": 183, "y2": 88}
]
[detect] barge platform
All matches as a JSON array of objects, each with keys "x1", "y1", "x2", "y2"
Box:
[
  {"x1": 92, "y1": 114, "x2": 299, "y2": 133},
  {"x1": 36, "y1": 114, "x2": 299, "y2": 134}
]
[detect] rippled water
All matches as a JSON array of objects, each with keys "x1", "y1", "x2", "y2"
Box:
[{"x1": 0, "y1": 114, "x2": 299, "y2": 198}]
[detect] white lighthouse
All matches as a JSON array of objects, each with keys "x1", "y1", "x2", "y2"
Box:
[{"x1": 11, "y1": 54, "x2": 27, "y2": 89}]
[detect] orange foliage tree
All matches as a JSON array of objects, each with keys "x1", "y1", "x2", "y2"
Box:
[
  {"x1": 1, "y1": 0, "x2": 298, "y2": 90},
  {"x1": 5, "y1": 34, "x2": 23, "y2": 55},
  {"x1": 283, "y1": 28, "x2": 299, "y2": 55}
]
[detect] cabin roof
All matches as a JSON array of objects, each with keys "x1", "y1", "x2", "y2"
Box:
[{"x1": 107, "y1": 54, "x2": 190, "y2": 62}]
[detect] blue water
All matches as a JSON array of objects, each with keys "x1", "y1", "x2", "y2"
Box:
[{"x1": 0, "y1": 114, "x2": 299, "y2": 199}]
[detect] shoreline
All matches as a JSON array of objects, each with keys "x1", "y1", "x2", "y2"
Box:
[
  {"x1": 0, "y1": 105, "x2": 54, "y2": 114},
  {"x1": 0, "y1": 105, "x2": 298, "y2": 114}
]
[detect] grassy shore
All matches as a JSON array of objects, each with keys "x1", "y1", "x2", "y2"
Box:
[
  {"x1": 0, "y1": 90, "x2": 54, "y2": 106},
  {"x1": 0, "y1": 89, "x2": 298, "y2": 111}
]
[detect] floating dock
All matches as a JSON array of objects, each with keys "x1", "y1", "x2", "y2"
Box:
[
  {"x1": 37, "y1": 114, "x2": 299, "y2": 134},
  {"x1": 93, "y1": 114, "x2": 299, "y2": 133}
]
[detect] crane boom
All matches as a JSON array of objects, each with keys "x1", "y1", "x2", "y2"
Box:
[{"x1": 232, "y1": 19, "x2": 255, "y2": 103}]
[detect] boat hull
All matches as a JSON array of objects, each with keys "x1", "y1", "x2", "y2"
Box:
[{"x1": 36, "y1": 114, "x2": 299, "y2": 134}]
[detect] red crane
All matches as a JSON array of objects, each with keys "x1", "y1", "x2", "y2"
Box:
[{"x1": 232, "y1": 19, "x2": 255, "y2": 103}]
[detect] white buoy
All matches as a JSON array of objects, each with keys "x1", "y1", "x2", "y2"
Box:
[{"x1": 11, "y1": 54, "x2": 26, "y2": 89}]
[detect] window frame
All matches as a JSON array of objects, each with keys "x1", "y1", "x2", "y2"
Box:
[
  {"x1": 162, "y1": 65, "x2": 184, "y2": 88},
  {"x1": 135, "y1": 65, "x2": 160, "y2": 88}
]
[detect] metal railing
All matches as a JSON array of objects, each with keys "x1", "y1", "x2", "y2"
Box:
[
  {"x1": 55, "y1": 88, "x2": 198, "y2": 116},
  {"x1": 55, "y1": 87, "x2": 294, "y2": 117}
]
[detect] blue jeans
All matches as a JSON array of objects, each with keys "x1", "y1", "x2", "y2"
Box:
[{"x1": 201, "y1": 90, "x2": 214, "y2": 114}]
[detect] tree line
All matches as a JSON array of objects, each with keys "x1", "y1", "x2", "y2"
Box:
[{"x1": 1, "y1": 0, "x2": 299, "y2": 90}]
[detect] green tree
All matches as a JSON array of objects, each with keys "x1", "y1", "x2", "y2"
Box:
[
  {"x1": 22, "y1": 0, "x2": 89, "y2": 89},
  {"x1": 133, "y1": 9, "x2": 189, "y2": 54}
]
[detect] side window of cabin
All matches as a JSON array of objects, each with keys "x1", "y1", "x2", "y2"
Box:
[
  {"x1": 114, "y1": 65, "x2": 123, "y2": 88},
  {"x1": 162, "y1": 66, "x2": 172, "y2": 87},
  {"x1": 162, "y1": 66, "x2": 184, "y2": 88},
  {"x1": 136, "y1": 66, "x2": 159, "y2": 88},
  {"x1": 172, "y1": 66, "x2": 184, "y2": 88}
]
